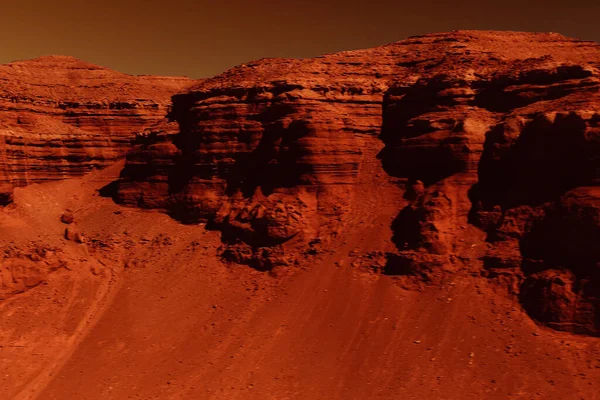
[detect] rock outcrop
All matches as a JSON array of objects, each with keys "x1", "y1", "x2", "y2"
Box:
[
  {"x1": 384, "y1": 48, "x2": 600, "y2": 300},
  {"x1": 0, "y1": 244, "x2": 69, "y2": 300},
  {"x1": 0, "y1": 56, "x2": 192, "y2": 199},
  {"x1": 382, "y1": 35, "x2": 600, "y2": 335},
  {"x1": 471, "y1": 108, "x2": 600, "y2": 334},
  {"x1": 112, "y1": 31, "x2": 599, "y2": 334},
  {"x1": 116, "y1": 46, "x2": 395, "y2": 268}
]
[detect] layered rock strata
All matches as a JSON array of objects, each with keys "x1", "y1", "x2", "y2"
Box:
[
  {"x1": 114, "y1": 31, "x2": 599, "y2": 333},
  {"x1": 0, "y1": 56, "x2": 191, "y2": 196}
]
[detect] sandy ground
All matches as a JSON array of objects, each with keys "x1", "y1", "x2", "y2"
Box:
[{"x1": 1, "y1": 160, "x2": 599, "y2": 400}]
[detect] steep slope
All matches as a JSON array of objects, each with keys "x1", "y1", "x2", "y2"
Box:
[
  {"x1": 2, "y1": 154, "x2": 599, "y2": 400},
  {"x1": 0, "y1": 56, "x2": 192, "y2": 199}
]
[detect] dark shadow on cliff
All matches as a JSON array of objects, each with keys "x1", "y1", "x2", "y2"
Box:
[
  {"x1": 98, "y1": 180, "x2": 119, "y2": 199},
  {"x1": 470, "y1": 112, "x2": 592, "y2": 214},
  {"x1": 224, "y1": 119, "x2": 312, "y2": 197}
]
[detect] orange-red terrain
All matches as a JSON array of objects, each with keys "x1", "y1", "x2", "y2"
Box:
[{"x1": 1, "y1": 31, "x2": 599, "y2": 399}]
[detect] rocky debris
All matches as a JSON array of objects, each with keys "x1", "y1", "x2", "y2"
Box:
[
  {"x1": 65, "y1": 225, "x2": 85, "y2": 243},
  {"x1": 349, "y1": 251, "x2": 388, "y2": 274},
  {"x1": 214, "y1": 191, "x2": 316, "y2": 269},
  {"x1": 60, "y1": 210, "x2": 75, "y2": 224},
  {"x1": 0, "y1": 246, "x2": 67, "y2": 299},
  {"x1": 0, "y1": 56, "x2": 193, "y2": 203}
]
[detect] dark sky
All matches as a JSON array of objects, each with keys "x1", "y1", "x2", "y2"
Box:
[{"x1": 1, "y1": 0, "x2": 599, "y2": 78}]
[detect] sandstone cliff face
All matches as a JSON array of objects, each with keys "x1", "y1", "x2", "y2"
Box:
[
  {"x1": 383, "y1": 36, "x2": 600, "y2": 335},
  {"x1": 114, "y1": 31, "x2": 600, "y2": 334},
  {"x1": 117, "y1": 48, "x2": 395, "y2": 268},
  {"x1": 471, "y1": 107, "x2": 600, "y2": 335},
  {"x1": 0, "y1": 56, "x2": 191, "y2": 196}
]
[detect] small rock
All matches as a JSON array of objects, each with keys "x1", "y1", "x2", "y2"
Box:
[
  {"x1": 90, "y1": 264, "x2": 102, "y2": 276},
  {"x1": 65, "y1": 226, "x2": 85, "y2": 243},
  {"x1": 60, "y1": 211, "x2": 75, "y2": 224}
]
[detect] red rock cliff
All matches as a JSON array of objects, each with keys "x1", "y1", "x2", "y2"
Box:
[
  {"x1": 0, "y1": 55, "x2": 192, "y2": 203},
  {"x1": 114, "y1": 31, "x2": 600, "y2": 335}
]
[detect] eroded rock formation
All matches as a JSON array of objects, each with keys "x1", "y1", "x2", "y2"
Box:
[
  {"x1": 1, "y1": 244, "x2": 72, "y2": 300},
  {"x1": 0, "y1": 55, "x2": 191, "y2": 199},
  {"x1": 471, "y1": 109, "x2": 600, "y2": 334},
  {"x1": 112, "y1": 31, "x2": 600, "y2": 335}
]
